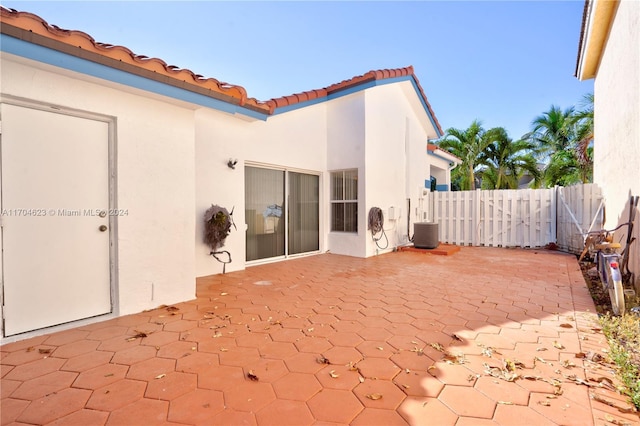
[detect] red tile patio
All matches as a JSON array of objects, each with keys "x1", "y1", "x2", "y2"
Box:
[{"x1": 1, "y1": 247, "x2": 638, "y2": 425}]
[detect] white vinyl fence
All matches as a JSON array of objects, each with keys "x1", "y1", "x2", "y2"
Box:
[
  {"x1": 556, "y1": 184, "x2": 604, "y2": 253},
  {"x1": 426, "y1": 184, "x2": 603, "y2": 253}
]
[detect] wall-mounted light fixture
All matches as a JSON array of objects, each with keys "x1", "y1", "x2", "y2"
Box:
[{"x1": 227, "y1": 158, "x2": 238, "y2": 169}]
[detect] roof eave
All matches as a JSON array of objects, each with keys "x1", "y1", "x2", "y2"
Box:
[{"x1": 575, "y1": 0, "x2": 620, "y2": 81}]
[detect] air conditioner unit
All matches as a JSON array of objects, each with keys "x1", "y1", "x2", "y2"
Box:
[{"x1": 413, "y1": 222, "x2": 439, "y2": 249}]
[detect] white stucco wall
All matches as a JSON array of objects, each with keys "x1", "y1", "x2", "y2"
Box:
[
  {"x1": 326, "y1": 93, "x2": 367, "y2": 258},
  {"x1": 363, "y1": 83, "x2": 441, "y2": 257},
  {"x1": 195, "y1": 103, "x2": 328, "y2": 277},
  {"x1": 593, "y1": 0, "x2": 640, "y2": 287},
  {"x1": 1, "y1": 55, "x2": 197, "y2": 319}
]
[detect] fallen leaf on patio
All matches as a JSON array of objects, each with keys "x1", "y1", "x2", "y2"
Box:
[
  {"x1": 401, "y1": 384, "x2": 410, "y2": 389},
  {"x1": 483, "y1": 363, "x2": 519, "y2": 382},
  {"x1": 129, "y1": 330, "x2": 150, "y2": 340},
  {"x1": 26, "y1": 346, "x2": 35, "y2": 352},
  {"x1": 220, "y1": 347, "x2": 228, "y2": 352},
  {"x1": 307, "y1": 327, "x2": 314, "y2": 333},
  {"x1": 546, "y1": 395, "x2": 558, "y2": 399},
  {"x1": 590, "y1": 377, "x2": 616, "y2": 390},
  {"x1": 376, "y1": 346, "x2": 384, "y2": 351},
  {"x1": 560, "y1": 359, "x2": 576, "y2": 369},
  {"x1": 575, "y1": 352, "x2": 586, "y2": 358},
  {"x1": 329, "y1": 370, "x2": 340, "y2": 378},
  {"x1": 584, "y1": 351, "x2": 604, "y2": 362},
  {"x1": 366, "y1": 393, "x2": 383, "y2": 400},
  {"x1": 247, "y1": 370, "x2": 259, "y2": 381},
  {"x1": 429, "y1": 342, "x2": 445, "y2": 352},
  {"x1": 559, "y1": 323, "x2": 573, "y2": 328},
  {"x1": 591, "y1": 393, "x2": 637, "y2": 414},
  {"x1": 503, "y1": 359, "x2": 517, "y2": 372},
  {"x1": 552, "y1": 341, "x2": 565, "y2": 350},
  {"x1": 166, "y1": 306, "x2": 179, "y2": 312},
  {"x1": 104, "y1": 373, "x2": 114, "y2": 377},
  {"x1": 220, "y1": 292, "x2": 228, "y2": 296},
  {"x1": 565, "y1": 374, "x2": 592, "y2": 387},
  {"x1": 317, "y1": 356, "x2": 330, "y2": 364},
  {"x1": 451, "y1": 334, "x2": 463, "y2": 341},
  {"x1": 534, "y1": 357, "x2": 550, "y2": 365},
  {"x1": 443, "y1": 352, "x2": 466, "y2": 365},
  {"x1": 536, "y1": 347, "x2": 548, "y2": 352},
  {"x1": 347, "y1": 362, "x2": 359, "y2": 371},
  {"x1": 498, "y1": 401, "x2": 513, "y2": 405},
  {"x1": 38, "y1": 348, "x2": 52, "y2": 354},
  {"x1": 358, "y1": 375, "x2": 365, "y2": 383},
  {"x1": 467, "y1": 374, "x2": 478, "y2": 382},
  {"x1": 538, "y1": 400, "x2": 551, "y2": 406},
  {"x1": 478, "y1": 344, "x2": 499, "y2": 357},
  {"x1": 155, "y1": 374, "x2": 166, "y2": 379}
]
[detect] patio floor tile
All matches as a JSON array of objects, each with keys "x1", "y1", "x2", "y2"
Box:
[
  {"x1": 104, "y1": 398, "x2": 169, "y2": 426},
  {"x1": 1, "y1": 248, "x2": 638, "y2": 425},
  {"x1": 255, "y1": 399, "x2": 314, "y2": 426},
  {"x1": 306, "y1": 388, "x2": 364, "y2": 423},
  {"x1": 85, "y1": 379, "x2": 146, "y2": 411}
]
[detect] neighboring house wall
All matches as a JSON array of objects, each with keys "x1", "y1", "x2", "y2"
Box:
[
  {"x1": 581, "y1": 0, "x2": 640, "y2": 287},
  {"x1": 1, "y1": 55, "x2": 197, "y2": 318}
]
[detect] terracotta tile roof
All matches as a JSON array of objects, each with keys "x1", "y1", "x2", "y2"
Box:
[
  {"x1": 0, "y1": 7, "x2": 442, "y2": 131},
  {"x1": 427, "y1": 143, "x2": 462, "y2": 163},
  {"x1": 0, "y1": 7, "x2": 270, "y2": 114},
  {"x1": 266, "y1": 66, "x2": 443, "y2": 135}
]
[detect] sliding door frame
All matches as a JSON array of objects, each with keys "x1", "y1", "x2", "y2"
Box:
[{"x1": 245, "y1": 162, "x2": 322, "y2": 266}]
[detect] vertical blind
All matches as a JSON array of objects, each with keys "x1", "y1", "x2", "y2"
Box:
[
  {"x1": 245, "y1": 166, "x2": 319, "y2": 261},
  {"x1": 330, "y1": 170, "x2": 358, "y2": 232},
  {"x1": 245, "y1": 167, "x2": 285, "y2": 261},
  {"x1": 289, "y1": 172, "x2": 319, "y2": 255}
]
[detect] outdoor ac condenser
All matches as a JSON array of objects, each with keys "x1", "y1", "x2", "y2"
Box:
[{"x1": 413, "y1": 222, "x2": 439, "y2": 249}]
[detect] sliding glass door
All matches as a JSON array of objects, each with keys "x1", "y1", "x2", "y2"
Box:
[
  {"x1": 288, "y1": 172, "x2": 319, "y2": 255},
  {"x1": 245, "y1": 166, "x2": 319, "y2": 262}
]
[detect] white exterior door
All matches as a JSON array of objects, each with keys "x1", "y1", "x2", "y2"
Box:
[{"x1": 1, "y1": 103, "x2": 112, "y2": 337}]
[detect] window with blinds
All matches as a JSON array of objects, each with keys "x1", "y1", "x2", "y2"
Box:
[{"x1": 330, "y1": 169, "x2": 358, "y2": 233}]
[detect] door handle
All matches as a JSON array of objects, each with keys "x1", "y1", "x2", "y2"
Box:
[{"x1": 99, "y1": 225, "x2": 108, "y2": 232}]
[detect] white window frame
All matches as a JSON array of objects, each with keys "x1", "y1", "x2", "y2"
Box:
[{"x1": 330, "y1": 169, "x2": 358, "y2": 233}]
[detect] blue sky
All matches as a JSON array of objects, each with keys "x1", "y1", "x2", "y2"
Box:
[{"x1": 2, "y1": 1, "x2": 592, "y2": 139}]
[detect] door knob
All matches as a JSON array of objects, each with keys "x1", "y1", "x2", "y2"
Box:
[{"x1": 99, "y1": 225, "x2": 108, "y2": 232}]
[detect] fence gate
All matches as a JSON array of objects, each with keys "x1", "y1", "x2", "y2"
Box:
[
  {"x1": 556, "y1": 184, "x2": 604, "y2": 254},
  {"x1": 427, "y1": 184, "x2": 603, "y2": 253}
]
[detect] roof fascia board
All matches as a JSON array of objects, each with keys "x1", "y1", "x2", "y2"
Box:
[
  {"x1": 428, "y1": 148, "x2": 461, "y2": 165},
  {"x1": 272, "y1": 75, "x2": 442, "y2": 137},
  {"x1": 1, "y1": 34, "x2": 268, "y2": 120},
  {"x1": 576, "y1": 0, "x2": 619, "y2": 80}
]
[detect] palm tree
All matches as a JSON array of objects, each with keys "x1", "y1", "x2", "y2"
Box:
[
  {"x1": 479, "y1": 127, "x2": 541, "y2": 189},
  {"x1": 574, "y1": 93, "x2": 594, "y2": 183},
  {"x1": 526, "y1": 105, "x2": 582, "y2": 186},
  {"x1": 438, "y1": 120, "x2": 489, "y2": 190}
]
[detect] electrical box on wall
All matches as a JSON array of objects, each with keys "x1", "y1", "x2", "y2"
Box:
[{"x1": 388, "y1": 206, "x2": 395, "y2": 220}]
